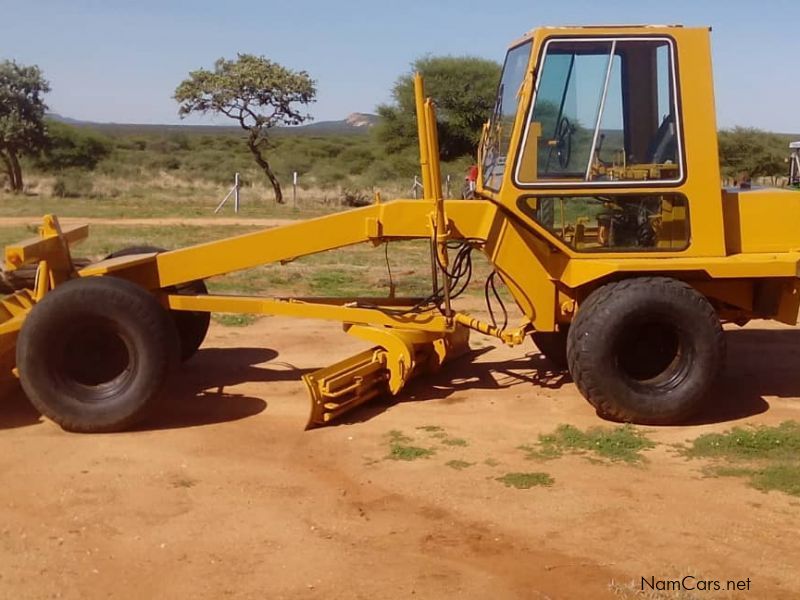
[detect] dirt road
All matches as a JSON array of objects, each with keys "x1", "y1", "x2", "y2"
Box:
[{"x1": 1, "y1": 318, "x2": 798, "y2": 599}]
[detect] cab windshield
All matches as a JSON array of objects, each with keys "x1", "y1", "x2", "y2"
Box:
[{"x1": 482, "y1": 41, "x2": 532, "y2": 191}]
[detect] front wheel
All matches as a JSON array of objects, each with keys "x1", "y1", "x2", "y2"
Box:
[
  {"x1": 106, "y1": 246, "x2": 210, "y2": 361},
  {"x1": 567, "y1": 277, "x2": 724, "y2": 425},
  {"x1": 16, "y1": 277, "x2": 180, "y2": 432}
]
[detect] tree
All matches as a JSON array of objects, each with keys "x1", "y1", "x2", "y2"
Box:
[
  {"x1": 0, "y1": 60, "x2": 50, "y2": 192},
  {"x1": 718, "y1": 127, "x2": 787, "y2": 183},
  {"x1": 376, "y1": 56, "x2": 501, "y2": 160},
  {"x1": 37, "y1": 120, "x2": 111, "y2": 171},
  {"x1": 174, "y1": 54, "x2": 316, "y2": 203}
]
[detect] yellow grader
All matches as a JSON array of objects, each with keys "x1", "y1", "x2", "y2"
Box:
[{"x1": 3, "y1": 24, "x2": 800, "y2": 433}]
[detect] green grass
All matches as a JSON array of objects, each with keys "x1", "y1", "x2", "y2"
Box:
[
  {"x1": 441, "y1": 437, "x2": 468, "y2": 447},
  {"x1": 445, "y1": 460, "x2": 475, "y2": 471},
  {"x1": 416, "y1": 425, "x2": 444, "y2": 433},
  {"x1": 496, "y1": 472, "x2": 554, "y2": 489},
  {"x1": 212, "y1": 313, "x2": 262, "y2": 327},
  {"x1": 384, "y1": 430, "x2": 435, "y2": 461},
  {"x1": 683, "y1": 421, "x2": 800, "y2": 461},
  {"x1": 685, "y1": 422, "x2": 800, "y2": 497},
  {"x1": 520, "y1": 424, "x2": 656, "y2": 463}
]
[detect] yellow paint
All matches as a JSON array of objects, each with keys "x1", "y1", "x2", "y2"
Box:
[{"x1": 722, "y1": 188, "x2": 800, "y2": 254}]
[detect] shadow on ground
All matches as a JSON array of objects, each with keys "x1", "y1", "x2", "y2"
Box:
[
  {"x1": 142, "y1": 347, "x2": 313, "y2": 431},
  {"x1": 340, "y1": 327, "x2": 800, "y2": 428},
  {"x1": 3, "y1": 327, "x2": 800, "y2": 433},
  {"x1": 687, "y1": 328, "x2": 800, "y2": 425},
  {"x1": 0, "y1": 347, "x2": 312, "y2": 432},
  {"x1": 336, "y1": 347, "x2": 572, "y2": 426}
]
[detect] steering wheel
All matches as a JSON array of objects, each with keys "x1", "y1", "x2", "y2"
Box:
[{"x1": 555, "y1": 117, "x2": 574, "y2": 169}]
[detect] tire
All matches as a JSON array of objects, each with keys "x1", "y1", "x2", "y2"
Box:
[
  {"x1": 16, "y1": 277, "x2": 179, "y2": 433},
  {"x1": 566, "y1": 277, "x2": 724, "y2": 425},
  {"x1": 106, "y1": 246, "x2": 210, "y2": 361},
  {"x1": 2, "y1": 258, "x2": 92, "y2": 293},
  {"x1": 532, "y1": 326, "x2": 569, "y2": 369}
]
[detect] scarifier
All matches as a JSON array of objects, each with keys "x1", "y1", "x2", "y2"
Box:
[{"x1": 3, "y1": 25, "x2": 800, "y2": 433}]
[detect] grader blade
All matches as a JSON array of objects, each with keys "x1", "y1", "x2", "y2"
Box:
[
  {"x1": 303, "y1": 348, "x2": 389, "y2": 428},
  {"x1": 303, "y1": 325, "x2": 470, "y2": 429}
]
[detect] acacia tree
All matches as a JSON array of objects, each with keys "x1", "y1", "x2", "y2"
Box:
[
  {"x1": 0, "y1": 61, "x2": 50, "y2": 192},
  {"x1": 718, "y1": 127, "x2": 787, "y2": 183},
  {"x1": 175, "y1": 54, "x2": 316, "y2": 203},
  {"x1": 377, "y1": 56, "x2": 501, "y2": 160}
]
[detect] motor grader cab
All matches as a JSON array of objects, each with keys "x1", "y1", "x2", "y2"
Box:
[{"x1": 3, "y1": 25, "x2": 800, "y2": 433}]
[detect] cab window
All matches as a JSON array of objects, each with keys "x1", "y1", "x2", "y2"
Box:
[
  {"x1": 519, "y1": 194, "x2": 689, "y2": 252},
  {"x1": 482, "y1": 41, "x2": 532, "y2": 191},
  {"x1": 516, "y1": 38, "x2": 682, "y2": 185}
]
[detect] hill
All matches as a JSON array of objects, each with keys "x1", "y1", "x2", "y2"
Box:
[{"x1": 46, "y1": 112, "x2": 378, "y2": 137}]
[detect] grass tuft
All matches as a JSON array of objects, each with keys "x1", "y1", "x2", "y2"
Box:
[
  {"x1": 212, "y1": 313, "x2": 261, "y2": 327},
  {"x1": 683, "y1": 421, "x2": 800, "y2": 461},
  {"x1": 496, "y1": 472, "x2": 554, "y2": 489},
  {"x1": 446, "y1": 460, "x2": 475, "y2": 471},
  {"x1": 521, "y1": 424, "x2": 656, "y2": 463},
  {"x1": 687, "y1": 422, "x2": 800, "y2": 497},
  {"x1": 441, "y1": 437, "x2": 468, "y2": 447},
  {"x1": 384, "y1": 430, "x2": 435, "y2": 461}
]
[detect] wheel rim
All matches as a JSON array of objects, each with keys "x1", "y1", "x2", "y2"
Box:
[
  {"x1": 55, "y1": 318, "x2": 136, "y2": 402},
  {"x1": 614, "y1": 317, "x2": 689, "y2": 387}
]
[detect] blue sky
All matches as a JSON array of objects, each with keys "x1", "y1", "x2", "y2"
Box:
[{"x1": 1, "y1": 0, "x2": 798, "y2": 131}]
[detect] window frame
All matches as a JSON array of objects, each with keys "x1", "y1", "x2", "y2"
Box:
[{"x1": 513, "y1": 35, "x2": 686, "y2": 190}]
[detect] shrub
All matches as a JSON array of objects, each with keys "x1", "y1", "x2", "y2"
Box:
[
  {"x1": 39, "y1": 120, "x2": 112, "y2": 170},
  {"x1": 341, "y1": 188, "x2": 371, "y2": 207},
  {"x1": 52, "y1": 169, "x2": 94, "y2": 198}
]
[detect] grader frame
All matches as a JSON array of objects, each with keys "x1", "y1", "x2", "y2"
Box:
[{"x1": 3, "y1": 25, "x2": 800, "y2": 432}]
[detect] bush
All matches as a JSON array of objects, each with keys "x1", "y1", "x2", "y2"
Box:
[
  {"x1": 52, "y1": 170, "x2": 94, "y2": 198},
  {"x1": 340, "y1": 188, "x2": 371, "y2": 207},
  {"x1": 718, "y1": 127, "x2": 787, "y2": 181},
  {"x1": 39, "y1": 120, "x2": 112, "y2": 171}
]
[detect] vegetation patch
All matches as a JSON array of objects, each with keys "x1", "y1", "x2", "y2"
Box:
[
  {"x1": 416, "y1": 425, "x2": 444, "y2": 433},
  {"x1": 683, "y1": 421, "x2": 800, "y2": 461},
  {"x1": 441, "y1": 437, "x2": 468, "y2": 447},
  {"x1": 686, "y1": 422, "x2": 800, "y2": 497},
  {"x1": 384, "y1": 430, "x2": 435, "y2": 462},
  {"x1": 212, "y1": 313, "x2": 262, "y2": 327},
  {"x1": 520, "y1": 424, "x2": 656, "y2": 463},
  {"x1": 445, "y1": 460, "x2": 474, "y2": 471},
  {"x1": 496, "y1": 472, "x2": 554, "y2": 489}
]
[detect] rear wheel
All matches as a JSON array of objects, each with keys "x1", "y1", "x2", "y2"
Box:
[
  {"x1": 567, "y1": 277, "x2": 724, "y2": 424},
  {"x1": 16, "y1": 277, "x2": 179, "y2": 432},
  {"x1": 106, "y1": 246, "x2": 210, "y2": 361}
]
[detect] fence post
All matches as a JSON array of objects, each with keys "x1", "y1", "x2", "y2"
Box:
[
  {"x1": 292, "y1": 171, "x2": 298, "y2": 206},
  {"x1": 234, "y1": 172, "x2": 240, "y2": 214}
]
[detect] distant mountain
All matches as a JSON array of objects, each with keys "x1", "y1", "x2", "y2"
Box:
[
  {"x1": 45, "y1": 111, "x2": 378, "y2": 136},
  {"x1": 47, "y1": 113, "x2": 95, "y2": 126},
  {"x1": 283, "y1": 113, "x2": 378, "y2": 135}
]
